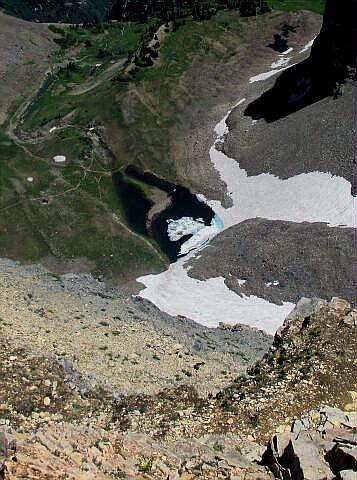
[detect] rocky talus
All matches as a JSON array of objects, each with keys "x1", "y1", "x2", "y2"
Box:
[
  {"x1": 0, "y1": 258, "x2": 271, "y2": 397},
  {"x1": 113, "y1": 297, "x2": 357, "y2": 441},
  {"x1": 1, "y1": 399, "x2": 356, "y2": 479},
  {"x1": 0, "y1": 296, "x2": 356, "y2": 479}
]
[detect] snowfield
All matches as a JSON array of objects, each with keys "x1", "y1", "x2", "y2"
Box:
[
  {"x1": 137, "y1": 260, "x2": 295, "y2": 334},
  {"x1": 137, "y1": 39, "x2": 357, "y2": 334}
]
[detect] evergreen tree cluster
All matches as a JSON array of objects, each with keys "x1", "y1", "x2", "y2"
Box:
[
  {"x1": 0, "y1": 0, "x2": 111, "y2": 23},
  {"x1": 0, "y1": 0, "x2": 270, "y2": 24},
  {"x1": 109, "y1": 0, "x2": 271, "y2": 23}
]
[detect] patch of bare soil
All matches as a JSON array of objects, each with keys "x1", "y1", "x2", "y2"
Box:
[{"x1": 0, "y1": 12, "x2": 56, "y2": 125}]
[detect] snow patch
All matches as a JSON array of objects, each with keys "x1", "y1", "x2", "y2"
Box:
[
  {"x1": 178, "y1": 215, "x2": 223, "y2": 257},
  {"x1": 266, "y1": 280, "x2": 280, "y2": 287},
  {"x1": 49, "y1": 126, "x2": 57, "y2": 133},
  {"x1": 53, "y1": 155, "x2": 66, "y2": 163},
  {"x1": 196, "y1": 193, "x2": 207, "y2": 203},
  {"x1": 214, "y1": 98, "x2": 246, "y2": 137},
  {"x1": 237, "y1": 279, "x2": 247, "y2": 286},
  {"x1": 137, "y1": 259, "x2": 294, "y2": 335},
  {"x1": 271, "y1": 56, "x2": 291, "y2": 69},
  {"x1": 26, "y1": 176, "x2": 34, "y2": 183},
  {"x1": 281, "y1": 47, "x2": 293, "y2": 55},
  {"x1": 249, "y1": 63, "x2": 296, "y2": 83},
  {"x1": 206, "y1": 100, "x2": 357, "y2": 229}
]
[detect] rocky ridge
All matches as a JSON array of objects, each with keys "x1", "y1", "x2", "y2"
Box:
[
  {"x1": 0, "y1": 295, "x2": 356, "y2": 479},
  {"x1": 113, "y1": 297, "x2": 357, "y2": 441}
]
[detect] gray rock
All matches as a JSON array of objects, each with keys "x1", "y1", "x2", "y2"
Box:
[
  {"x1": 58, "y1": 358, "x2": 98, "y2": 394},
  {"x1": 318, "y1": 407, "x2": 355, "y2": 432},
  {"x1": 280, "y1": 436, "x2": 334, "y2": 480},
  {"x1": 262, "y1": 433, "x2": 295, "y2": 478},
  {"x1": 276, "y1": 297, "x2": 326, "y2": 338},
  {"x1": 292, "y1": 419, "x2": 304, "y2": 434},
  {"x1": 338, "y1": 470, "x2": 357, "y2": 480},
  {"x1": 0, "y1": 429, "x2": 16, "y2": 475},
  {"x1": 264, "y1": 431, "x2": 334, "y2": 480}
]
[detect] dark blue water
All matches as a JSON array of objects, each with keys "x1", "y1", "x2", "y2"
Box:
[{"x1": 112, "y1": 166, "x2": 215, "y2": 260}]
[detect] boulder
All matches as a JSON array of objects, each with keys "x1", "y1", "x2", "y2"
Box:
[
  {"x1": 0, "y1": 430, "x2": 16, "y2": 479},
  {"x1": 329, "y1": 298, "x2": 351, "y2": 314},
  {"x1": 263, "y1": 431, "x2": 334, "y2": 479},
  {"x1": 279, "y1": 435, "x2": 333, "y2": 480},
  {"x1": 275, "y1": 297, "x2": 326, "y2": 339},
  {"x1": 318, "y1": 407, "x2": 355, "y2": 432},
  {"x1": 326, "y1": 444, "x2": 357, "y2": 473},
  {"x1": 338, "y1": 470, "x2": 357, "y2": 480}
]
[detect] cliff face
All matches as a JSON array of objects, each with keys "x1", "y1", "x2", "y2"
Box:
[
  {"x1": 245, "y1": 0, "x2": 357, "y2": 123},
  {"x1": 311, "y1": 0, "x2": 357, "y2": 87}
]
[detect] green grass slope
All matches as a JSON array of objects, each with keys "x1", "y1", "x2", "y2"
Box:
[{"x1": 0, "y1": 4, "x2": 323, "y2": 282}]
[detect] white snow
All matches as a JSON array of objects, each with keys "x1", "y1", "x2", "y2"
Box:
[
  {"x1": 136, "y1": 42, "x2": 357, "y2": 335},
  {"x1": 237, "y1": 279, "x2": 247, "y2": 286},
  {"x1": 249, "y1": 63, "x2": 297, "y2": 83},
  {"x1": 271, "y1": 56, "x2": 291, "y2": 69},
  {"x1": 137, "y1": 260, "x2": 294, "y2": 334},
  {"x1": 49, "y1": 126, "x2": 57, "y2": 133},
  {"x1": 205, "y1": 100, "x2": 357, "y2": 229},
  {"x1": 266, "y1": 280, "x2": 280, "y2": 287},
  {"x1": 53, "y1": 155, "x2": 66, "y2": 163},
  {"x1": 196, "y1": 193, "x2": 207, "y2": 203},
  {"x1": 26, "y1": 176, "x2": 34, "y2": 183},
  {"x1": 167, "y1": 217, "x2": 205, "y2": 242},
  {"x1": 299, "y1": 36, "x2": 317, "y2": 54},
  {"x1": 281, "y1": 47, "x2": 293, "y2": 55}
]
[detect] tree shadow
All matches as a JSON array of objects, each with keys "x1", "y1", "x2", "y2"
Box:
[
  {"x1": 266, "y1": 34, "x2": 289, "y2": 53},
  {"x1": 266, "y1": 24, "x2": 298, "y2": 53},
  {"x1": 244, "y1": 57, "x2": 337, "y2": 123}
]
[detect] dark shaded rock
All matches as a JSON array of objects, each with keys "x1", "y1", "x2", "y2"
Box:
[
  {"x1": 310, "y1": 0, "x2": 357, "y2": 87},
  {"x1": 326, "y1": 444, "x2": 357, "y2": 474}
]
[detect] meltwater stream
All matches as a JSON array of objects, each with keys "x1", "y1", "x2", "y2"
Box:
[{"x1": 136, "y1": 40, "x2": 357, "y2": 335}]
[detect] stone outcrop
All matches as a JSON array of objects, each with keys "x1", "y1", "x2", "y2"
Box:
[
  {"x1": 310, "y1": 0, "x2": 357, "y2": 87},
  {"x1": 1, "y1": 406, "x2": 357, "y2": 479},
  {"x1": 263, "y1": 407, "x2": 357, "y2": 479}
]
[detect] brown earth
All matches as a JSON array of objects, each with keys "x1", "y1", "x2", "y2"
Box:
[{"x1": 0, "y1": 12, "x2": 56, "y2": 125}]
